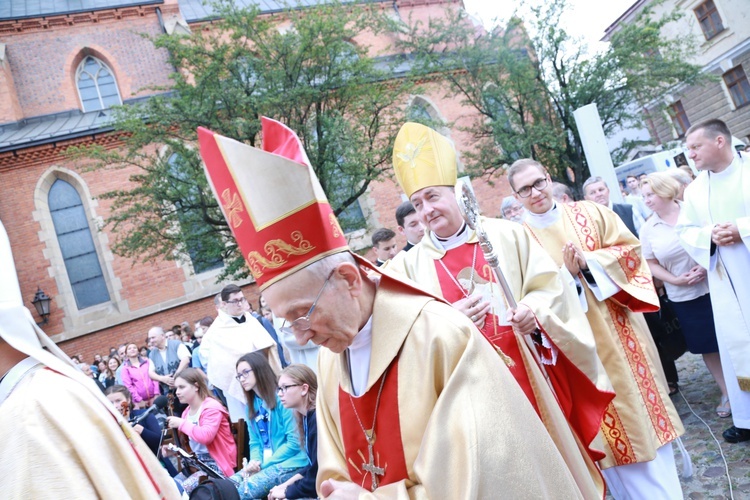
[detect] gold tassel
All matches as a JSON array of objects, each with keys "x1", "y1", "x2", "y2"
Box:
[
  {"x1": 495, "y1": 346, "x2": 515, "y2": 367},
  {"x1": 738, "y1": 377, "x2": 750, "y2": 392}
]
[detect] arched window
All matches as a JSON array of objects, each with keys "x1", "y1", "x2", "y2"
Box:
[
  {"x1": 76, "y1": 56, "x2": 122, "y2": 112},
  {"x1": 48, "y1": 179, "x2": 110, "y2": 309}
]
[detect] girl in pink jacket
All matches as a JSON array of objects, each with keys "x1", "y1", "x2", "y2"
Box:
[{"x1": 166, "y1": 368, "x2": 237, "y2": 493}]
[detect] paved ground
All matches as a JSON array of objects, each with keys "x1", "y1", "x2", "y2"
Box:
[{"x1": 669, "y1": 353, "x2": 749, "y2": 499}]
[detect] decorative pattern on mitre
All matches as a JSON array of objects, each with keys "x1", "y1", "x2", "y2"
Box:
[
  {"x1": 392, "y1": 122, "x2": 457, "y2": 198},
  {"x1": 198, "y1": 127, "x2": 349, "y2": 288}
]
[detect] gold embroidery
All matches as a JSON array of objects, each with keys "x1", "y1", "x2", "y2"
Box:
[
  {"x1": 246, "y1": 231, "x2": 315, "y2": 278},
  {"x1": 606, "y1": 301, "x2": 677, "y2": 447},
  {"x1": 395, "y1": 137, "x2": 427, "y2": 184},
  {"x1": 221, "y1": 189, "x2": 244, "y2": 228},
  {"x1": 600, "y1": 402, "x2": 636, "y2": 465},
  {"x1": 330, "y1": 213, "x2": 343, "y2": 238}
]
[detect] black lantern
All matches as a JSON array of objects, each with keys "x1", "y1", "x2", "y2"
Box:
[{"x1": 31, "y1": 287, "x2": 52, "y2": 326}]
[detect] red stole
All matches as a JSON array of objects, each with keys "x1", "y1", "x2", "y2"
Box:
[
  {"x1": 434, "y1": 243, "x2": 540, "y2": 414},
  {"x1": 435, "y1": 242, "x2": 613, "y2": 462},
  {"x1": 338, "y1": 359, "x2": 408, "y2": 490}
]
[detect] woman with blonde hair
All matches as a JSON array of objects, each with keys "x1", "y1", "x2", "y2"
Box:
[
  {"x1": 640, "y1": 172, "x2": 729, "y2": 416},
  {"x1": 268, "y1": 364, "x2": 318, "y2": 499}
]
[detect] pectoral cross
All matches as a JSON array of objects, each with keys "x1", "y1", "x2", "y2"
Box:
[{"x1": 361, "y1": 430, "x2": 385, "y2": 491}]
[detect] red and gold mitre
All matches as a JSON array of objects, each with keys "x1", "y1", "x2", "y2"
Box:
[
  {"x1": 392, "y1": 122, "x2": 457, "y2": 198},
  {"x1": 197, "y1": 118, "x2": 348, "y2": 290}
]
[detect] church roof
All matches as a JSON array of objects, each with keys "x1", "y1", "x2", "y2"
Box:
[
  {"x1": 0, "y1": 0, "x2": 374, "y2": 21},
  {"x1": 0, "y1": 1, "x2": 162, "y2": 20},
  {"x1": 0, "y1": 96, "x2": 156, "y2": 153}
]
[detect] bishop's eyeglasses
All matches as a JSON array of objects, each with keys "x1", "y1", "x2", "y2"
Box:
[{"x1": 279, "y1": 270, "x2": 335, "y2": 336}]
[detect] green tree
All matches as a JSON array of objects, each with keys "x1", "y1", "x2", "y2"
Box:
[
  {"x1": 72, "y1": 1, "x2": 413, "y2": 280},
  {"x1": 399, "y1": 0, "x2": 706, "y2": 191}
]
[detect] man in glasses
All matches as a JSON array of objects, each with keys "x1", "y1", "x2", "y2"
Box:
[
  {"x1": 509, "y1": 158, "x2": 685, "y2": 499},
  {"x1": 198, "y1": 117, "x2": 591, "y2": 498},
  {"x1": 200, "y1": 283, "x2": 281, "y2": 423},
  {"x1": 387, "y1": 123, "x2": 613, "y2": 498}
]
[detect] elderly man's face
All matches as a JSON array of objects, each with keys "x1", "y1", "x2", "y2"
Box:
[
  {"x1": 502, "y1": 201, "x2": 525, "y2": 223},
  {"x1": 583, "y1": 181, "x2": 610, "y2": 206},
  {"x1": 264, "y1": 264, "x2": 362, "y2": 354}
]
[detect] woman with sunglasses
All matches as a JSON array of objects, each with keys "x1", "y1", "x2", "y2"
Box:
[
  {"x1": 268, "y1": 364, "x2": 318, "y2": 499},
  {"x1": 233, "y1": 352, "x2": 307, "y2": 499}
]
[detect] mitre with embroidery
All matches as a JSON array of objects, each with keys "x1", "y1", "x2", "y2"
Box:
[
  {"x1": 197, "y1": 118, "x2": 348, "y2": 290},
  {"x1": 392, "y1": 122, "x2": 457, "y2": 198}
]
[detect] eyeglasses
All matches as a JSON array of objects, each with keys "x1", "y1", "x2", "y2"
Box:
[
  {"x1": 225, "y1": 297, "x2": 247, "y2": 305},
  {"x1": 279, "y1": 270, "x2": 334, "y2": 336},
  {"x1": 277, "y1": 384, "x2": 301, "y2": 394},
  {"x1": 235, "y1": 368, "x2": 253, "y2": 382},
  {"x1": 515, "y1": 178, "x2": 548, "y2": 198}
]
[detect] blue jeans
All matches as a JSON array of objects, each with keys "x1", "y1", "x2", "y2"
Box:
[{"x1": 233, "y1": 465, "x2": 302, "y2": 499}]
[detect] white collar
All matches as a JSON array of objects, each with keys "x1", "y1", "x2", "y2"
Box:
[
  {"x1": 525, "y1": 202, "x2": 560, "y2": 228},
  {"x1": 429, "y1": 223, "x2": 468, "y2": 251},
  {"x1": 347, "y1": 316, "x2": 373, "y2": 397}
]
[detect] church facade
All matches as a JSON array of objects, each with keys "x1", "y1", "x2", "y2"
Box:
[{"x1": 0, "y1": 0, "x2": 511, "y2": 359}]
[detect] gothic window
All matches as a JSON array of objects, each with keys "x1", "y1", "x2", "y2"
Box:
[
  {"x1": 48, "y1": 179, "x2": 110, "y2": 309},
  {"x1": 76, "y1": 56, "x2": 122, "y2": 112}
]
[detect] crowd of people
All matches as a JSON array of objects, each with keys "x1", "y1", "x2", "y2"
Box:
[{"x1": 2, "y1": 116, "x2": 748, "y2": 499}]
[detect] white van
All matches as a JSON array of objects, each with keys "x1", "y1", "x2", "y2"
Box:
[{"x1": 614, "y1": 148, "x2": 694, "y2": 186}]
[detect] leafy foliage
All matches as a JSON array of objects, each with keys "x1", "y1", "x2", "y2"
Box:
[
  {"x1": 398, "y1": 0, "x2": 706, "y2": 192},
  {"x1": 71, "y1": 1, "x2": 413, "y2": 280}
]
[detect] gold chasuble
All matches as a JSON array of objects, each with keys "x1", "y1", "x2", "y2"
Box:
[
  {"x1": 316, "y1": 273, "x2": 591, "y2": 499},
  {"x1": 523, "y1": 201, "x2": 684, "y2": 469},
  {"x1": 388, "y1": 218, "x2": 612, "y2": 499}
]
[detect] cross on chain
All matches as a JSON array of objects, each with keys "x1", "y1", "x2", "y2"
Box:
[{"x1": 361, "y1": 430, "x2": 385, "y2": 491}]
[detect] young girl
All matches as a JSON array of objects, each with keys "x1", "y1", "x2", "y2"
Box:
[
  {"x1": 233, "y1": 352, "x2": 307, "y2": 499},
  {"x1": 108, "y1": 356, "x2": 122, "y2": 386},
  {"x1": 121, "y1": 343, "x2": 160, "y2": 409},
  {"x1": 165, "y1": 368, "x2": 237, "y2": 492},
  {"x1": 98, "y1": 360, "x2": 115, "y2": 389},
  {"x1": 268, "y1": 364, "x2": 318, "y2": 500}
]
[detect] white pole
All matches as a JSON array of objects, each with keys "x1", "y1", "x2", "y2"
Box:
[{"x1": 573, "y1": 103, "x2": 623, "y2": 203}]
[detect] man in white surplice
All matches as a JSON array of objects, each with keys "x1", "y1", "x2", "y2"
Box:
[{"x1": 676, "y1": 118, "x2": 750, "y2": 443}]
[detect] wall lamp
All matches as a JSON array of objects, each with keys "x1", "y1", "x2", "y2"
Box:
[{"x1": 31, "y1": 287, "x2": 52, "y2": 326}]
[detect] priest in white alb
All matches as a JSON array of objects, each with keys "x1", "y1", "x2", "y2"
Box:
[
  {"x1": 676, "y1": 118, "x2": 750, "y2": 443},
  {"x1": 197, "y1": 117, "x2": 593, "y2": 498}
]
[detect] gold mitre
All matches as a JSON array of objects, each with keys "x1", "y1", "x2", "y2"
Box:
[{"x1": 392, "y1": 122, "x2": 457, "y2": 198}]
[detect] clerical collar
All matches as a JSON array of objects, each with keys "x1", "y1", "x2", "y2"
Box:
[
  {"x1": 218, "y1": 309, "x2": 245, "y2": 324},
  {"x1": 347, "y1": 315, "x2": 373, "y2": 397},
  {"x1": 430, "y1": 223, "x2": 468, "y2": 251},
  {"x1": 525, "y1": 201, "x2": 560, "y2": 228}
]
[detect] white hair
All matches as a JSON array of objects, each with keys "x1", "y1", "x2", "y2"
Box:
[{"x1": 303, "y1": 252, "x2": 357, "y2": 282}]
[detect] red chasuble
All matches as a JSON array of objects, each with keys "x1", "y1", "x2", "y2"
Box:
[
  {"x1": 338, "y1": 360, "x2": 408, "y2": 491},
  {"x1": 435, "y1": 242, "x2": 612, "y2": 462}
]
